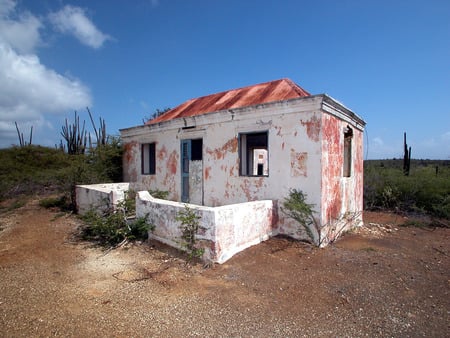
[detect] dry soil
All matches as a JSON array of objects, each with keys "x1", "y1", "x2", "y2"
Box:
[{"x1": 0, "y1": 200, "x2": 449, "y2": 337}]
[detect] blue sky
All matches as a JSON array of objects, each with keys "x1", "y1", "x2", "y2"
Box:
[{"x1": 0, "y1": 0, "x2": 449, "y2": 159}]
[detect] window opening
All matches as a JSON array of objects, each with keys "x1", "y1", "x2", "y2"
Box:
[
  {"x1": 343, "y1": 126, "x2": 353, "y2": 177},
  {"x1": 142, "y1": 143, "x2": 156, "y2": 175},
  {"x1": 191, "y1": 138, "x2": 203, "y2": 161},
  {"x1": 239, "y1": 131, "x2": 268, "y2": 176}
]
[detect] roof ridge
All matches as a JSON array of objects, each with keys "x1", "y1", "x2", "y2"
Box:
[
  {"x1": 189, "y1": 78, "x2": 287, "y2": 101},
  {"x1": 282, "y1": 78, "x2": 311, "y2": 96},
  {"x1": 147, "y1": 78, "x2": 311, "y2": 125}
]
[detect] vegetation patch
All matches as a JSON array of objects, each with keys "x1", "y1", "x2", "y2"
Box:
[
  {"x1": 80, "y1": 193, "x2": 153, "y2": 248},
  {"x1": 364, "y1": 159, "x2": 450, "y2": 220},
  {"x1": 281, "y1": 189, "x2": 318, "y2": 244},
  {"x1": 149, "y1": 189, "x2": 169, "y2": 200},
  {"x1": 176, "y1": 205, "x2": 205, "y2": 260}
]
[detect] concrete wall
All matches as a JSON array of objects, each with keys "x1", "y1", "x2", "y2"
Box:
[
  {"x1": 319, "y1": 107, "x2": 364, "y2": 246},
  {"x1": 121, "y1": 96, "x2": 324, "y2": 210},
  {"x1": 121, "y1": 94, "x2": 365, "y2": 245},
  {"x1": 136, "y1": 191, "x2": 276, "y2": 264},
  {"x1": 75, "y1": 183, "x2": 130, "y2": 215}
]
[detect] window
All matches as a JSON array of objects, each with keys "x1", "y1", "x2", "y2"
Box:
[
  {"x1": 142, "y1": 143, "x2": 156, "y2": 175},
  {"x1": 191, "y1": 138, "x2": 203, "y2": 161},
  {"x1": 343, "y1": 126, "x2": 353, "y2": 177},
  {"x1": 239, "y1": 131, "x2": 268, "y2": 176}
]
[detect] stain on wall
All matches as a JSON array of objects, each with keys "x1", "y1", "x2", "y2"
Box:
[
  {"x1": 322, "y1": 114, "x2": 343, "y2": 222},
  {"x1": 290, "y1": 150, "x2": 308, "y2": 177},
  {"x1": 204, "y1": 166, "x2": 211, "y2": 181},
  {"x1": 123, "y1": 141, "x2": 138, "y2": 182},
  {"x1": 205, "y1": 137, "x2": 238, "y2": 160},
  {"x1": 167, "y1": 150, "x2": 178, "y2": 175},
  {"x1": 301, "y1": 114, "x2": 321, "y2": 142}
]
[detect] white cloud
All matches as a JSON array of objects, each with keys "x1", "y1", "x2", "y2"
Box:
[
  {"x1": 372, "y1": 137, "x2": 383, "y2": 146},
  {"x1": 441, "y1": 131, "x2": 450, "y2": 142},
  {"x1": 0, "y1": 0, "x2": 42, "y2": 53},
  {"x1": 49, "y1": 5, "x2": 111, "y2": 49},
  {"x1": 0, "y1": 0, "x2": 92, "y2": 148}
]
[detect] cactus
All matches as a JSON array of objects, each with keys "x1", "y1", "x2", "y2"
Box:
[
  {"x1": 403, "y1": 132, "x2": 411, "y2": 176},
  {"x1": 60, "y1": 111, "x2": 87, "y2": 155},
  {"x1": 15, "y1": 122, "x2": 33, "y2": 147}
]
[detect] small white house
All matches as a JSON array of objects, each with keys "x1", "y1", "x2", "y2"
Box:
[{"x1": 119, "y1": 78, "x2": 365, "y2": 261}]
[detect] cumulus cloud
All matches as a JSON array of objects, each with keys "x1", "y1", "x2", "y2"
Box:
[
  {"x1": 0, "y1": 0, "x2": 41, "y2": 53},
  {"x1": 49, "y1": 5, "x2": 111, "y2": 49},
  {"x1": 0, "y1": 0, "x2": 92, "y2": 148}
]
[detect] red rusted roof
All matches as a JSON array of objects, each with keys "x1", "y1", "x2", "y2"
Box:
[{"x1": 147, "y1": 78, "x2": 310, "y2": 125}]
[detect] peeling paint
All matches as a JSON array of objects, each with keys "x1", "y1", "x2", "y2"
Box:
[
  {"x1": 157, "y1": 145, "x2": 167, "y2": 161},
  {"x1": 290, "y1": 150, "x2": 308, "y2": 177},
  {"x1": 167, "y1": 150, "x2": 178, "y2": 175},
  {"x1": 123, "y1": 141, "x2": 136, "y2": 164},
  {"x1": 301, "y1": 114, "x2": 321, "y2": 142},
  {"x1": 205, "y1": 137, "x2": 238, "y2": 160},
  {"x1": 205, "y1": 166, "x2": 211, "y2": 181},
  {"x1": 121, "y1": 93, "x2": 365, "y2": 249}
]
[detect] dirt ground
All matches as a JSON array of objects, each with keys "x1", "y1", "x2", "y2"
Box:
[{"x1": 0, "y1": 200, "x2": 449, "y2": 337}]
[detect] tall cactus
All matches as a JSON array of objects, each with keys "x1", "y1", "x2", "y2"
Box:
[
  {"x1": 403, "y1": 132, "x2": 411, "y2": 176},
  {"x1": 87, "y1": 107, "x2": 107, "y2": 147},
  {"x1": 15, "y1": 122, "x2": 33, "y2": 147},
  {"x1": 61, "y1": 111, "x2": 87, "y2": 155}
]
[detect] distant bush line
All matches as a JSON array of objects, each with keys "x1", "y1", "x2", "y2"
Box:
[
  {"x1": 0, "y1": 141, "x2": 123, "y2": 209},
  {"x1": 364, "y1": 159, "x2": 450, "y2": 219},
  {"x1": 1, "y1": 146, "x2": 449, "y2": 221}
]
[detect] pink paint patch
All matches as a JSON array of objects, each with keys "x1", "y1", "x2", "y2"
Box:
[
  {"x1": 301, "y1": 115, "x2": 321, "y2": 142},
  {"x1": 167, "y1": 150, "x2": 178, "y2": 175}
]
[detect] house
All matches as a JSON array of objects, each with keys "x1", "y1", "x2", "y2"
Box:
[{"x1": 119, "y1": 78, "x2": 366, "y2": 261}]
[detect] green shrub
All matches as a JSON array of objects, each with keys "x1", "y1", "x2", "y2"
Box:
[
  {"x1": 176, "y1": 205, "x2": 205, "y2": 260},
  {"x1": 281, "y1": 189, "x2": 317, "y2": 243},
  {"x1": 81, "y1": 211, "x2": 152, "y2": 247},
  {"x1": 0, "y1": 140, "x2": 123, "y2": 209},
  {"x1": 364, "y1": 160, "x2": 450, "y2": 219},
  {"x1": 80, "y1": 192, "x2": 153, "y2": 247},
  {"x1": 39, "y1": 196, "x2": 68, "y2": 209},
  {"x1": 149, "y1": 189, "x2": 169, "y2": 200}
]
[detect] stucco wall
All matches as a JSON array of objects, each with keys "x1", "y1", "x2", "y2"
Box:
[
  {"x1": 122, "y1": 97, "x2": 324, "y2": 210},
  {"x1": 121, "y1": 95, "x2": 365, "y2": 245},
  {"x1": 136, "y1": 191, "x2": 276, "y2": 264},
  {"x1": 319, "y1": 113, "x2": 364, "y2": 246},
  {"x1": 76, "y1": 183, "x2": 130, "y2": 215}
]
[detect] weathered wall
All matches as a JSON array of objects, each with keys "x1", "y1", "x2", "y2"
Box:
[
  {"x1": 319, "y1": 112, "x2": 364, "y2": 246},
  {"x1": 75, "y1": 183, "x2": 130, "y2": 215},
  {"x1": 121, "y1": 95, "x2": 365, "y2": 245},
  {"x1": 136, "y1": 191, "x2": 276, "y2": 264},
  {"x1": 121, "y1": 97, "x2": 324, "y2": 212}
]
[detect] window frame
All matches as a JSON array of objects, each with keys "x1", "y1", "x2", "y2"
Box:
[
  {"x1": 141, "y1": 142, "x2": 156, "y2": 175},
  {"x1": 239, "y1": 131, "x2": 269, "y2": 177},
  {"x1": 343, "y1": 127, "x2": 353, "y2": 178}
]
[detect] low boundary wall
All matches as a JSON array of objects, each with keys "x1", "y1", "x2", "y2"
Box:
[
  {"x1": 136, "y1": 191, "x2": 277, "y2": 264},
  {"x1": 76, "y1": 183, "x2": 130, "y2": 215},
  {"x1": 75, "y1": 184, "x2": 278, "y2": 263}
]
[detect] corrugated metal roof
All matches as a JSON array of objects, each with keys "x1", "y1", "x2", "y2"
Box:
[{"x1": 147, "y1": 78, "x2": 310, "y2": 125}]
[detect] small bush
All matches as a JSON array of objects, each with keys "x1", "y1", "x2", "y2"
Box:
[
  {"x1": 176, "y1": 205, "x2": 205, "y2": 260},
  {"x1": 80, "y1": 195, "x2": 153, "y2": 247},
  {"x1": 281, "y1": 189, "x2": 317, "y2": 243},
  {"x1": 81, "y1": 210, "x2": 152, "y2": 247},
  {"x1": 39, "y1": 196, "x2": 68, "y2": 209},
  {"x1": 149, "y1": 189, "x2": 169, "y2": 200}
]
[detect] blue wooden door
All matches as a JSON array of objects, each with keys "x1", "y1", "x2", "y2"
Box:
[{"x1": 181, "y1": 140, "x2": 191, "y2": 202}]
